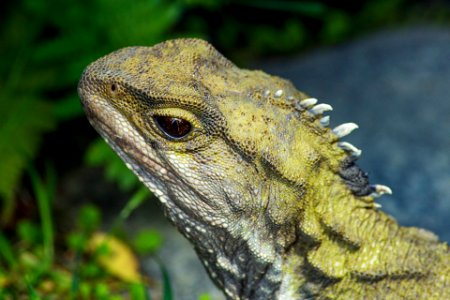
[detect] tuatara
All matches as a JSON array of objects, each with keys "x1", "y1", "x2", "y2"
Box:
[{"x1": 78, "y1": 39, "x2": 449, "y2": 299}]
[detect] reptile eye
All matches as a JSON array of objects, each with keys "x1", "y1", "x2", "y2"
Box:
[
  {"x1": 154, "y1": 116, "x2": 192, "y2": 139},
  {"x1": 110, "y1": 84, "x2": 117, "y2": 92}
]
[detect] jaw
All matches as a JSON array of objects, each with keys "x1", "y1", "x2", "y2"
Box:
[
  {"x1": 79, "y1": 89, "x2": 172, "y2": 202},
  {"x1": 79, "y1": 88, "x2": 234, "y2": 230}
]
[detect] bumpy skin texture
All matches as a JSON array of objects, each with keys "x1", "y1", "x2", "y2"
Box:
[{"x1": 78, "y1": 39, "x2": 449, "y2": 299}]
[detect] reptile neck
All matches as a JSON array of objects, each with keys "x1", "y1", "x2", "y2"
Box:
[
  {"x1": 160, "y1": 172, "x2": 363, "y2": 299},
  {"x1": 164, "y1": 203, "x2": 284, "y2": 299}
]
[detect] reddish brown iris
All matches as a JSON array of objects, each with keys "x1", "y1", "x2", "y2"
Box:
[{"x1": 154, "y1": 116, "x2": 192, "y2": 139}]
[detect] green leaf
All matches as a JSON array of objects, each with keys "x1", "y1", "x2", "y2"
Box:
[
  {"x1": 94, "y1": 282, "x2": 110, "y2": 299},
  {"x1": 118, "y1": 187, "x2": 151, "y2": 223},
  {"x1": 0, "y1": 233, "x2": 16, "y2": 267},
  {"x1": 80, "y1": 262, "x2": 103, "y2": 278},
  {"x1": 154, "y1": 257, "x2": 173, "y2": 300},
  {"x1": 198, "y1": 293, "x2": 213, "y2": 300},
  {"x1": 67, "y1": 232, "x2": 88, "y2": 252},
  {"x1": 132, "y1": 229, "x2": 163, "y2": 255},
  {"x1": 320, "y1": 10, "x2": 352, "y2": 44},
  {"x1": 79, "y1": 282, "x2": 92, "y2": 299},
  {"x1": 129, "y1": 282, "x2": 152, "y2": 300},
  {"x1": 28, "y1": 165, "x2": 56, "y2": 265},
  {"x1": 77, "y1": 204, "x2": 101, "y2": 233},
  {"x1": 162, "y1": 264, "x2": 173, "y2": 300},
  {"x1": 17, "y1": 220, "x2": 42, "y2": 246},
  {"x1": 25, "y1": 277, "x2": 40, "y2": 300}
]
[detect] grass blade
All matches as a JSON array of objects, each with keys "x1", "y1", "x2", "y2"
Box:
[
  {"x1": 0, "y1": 233, "x2": 16, "y2": 267},
  {"x1": 153, "y1": 256, "x2": 172, "y2": 300},
  {"x1": 119, "y1": 187, "x2": 149, "y2": 221},
  {"x1": 111, "y1": 187, "x2": 149, "y2": 232},
  {"x1": 28, "y1": 165, "x2": 56, "y2": 265}
]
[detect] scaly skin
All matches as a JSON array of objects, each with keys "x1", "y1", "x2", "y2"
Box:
[{"x1": 78, "y1": 39, "x2": 449, "y2": 299}]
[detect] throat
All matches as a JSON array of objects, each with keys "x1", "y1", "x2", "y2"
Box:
[
  {"x1": 164, "y1": 203, "x2": 284, "y2": 299},
  {"x1": 198, "y1": 228, "x2": 284, "y2": 299}
]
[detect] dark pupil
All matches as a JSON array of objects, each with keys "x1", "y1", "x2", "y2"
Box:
[{"x1": 154, "y1": 116, "x2": 192, "y2": 139}]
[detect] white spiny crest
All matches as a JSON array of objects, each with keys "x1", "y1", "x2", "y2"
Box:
[
  {"x1": 274, "y1": 89, "x2": 284, "y2": 98},
  {"x1": 337, "y1": 141, "x2": 362, "y2": 157},
  {"x1": 320, "y1": 115, "x2": 330, "y2": 127},
  {"x1": 299, "y1": 98, "x2": 318, "y2": 108},
  {"x1": 309, "y1": 103, "x2": 333, "y2": 115},
  {"x1": 294, "y1": 98, "x2": 334, "y2": 129},
  {"x1": 370, "y1": 184, "x2": 393, "y2": 198},
  {"x1": 332, "y1": 123, "x2": 359, "y2": 138}
]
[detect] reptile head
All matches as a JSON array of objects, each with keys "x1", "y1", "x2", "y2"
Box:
[
  {"x1": 78, "y1": 38, "x2": 389, "y2": 296},
  {"x1": 79, "y1": 37, "x2": 384, "y2": 248}
]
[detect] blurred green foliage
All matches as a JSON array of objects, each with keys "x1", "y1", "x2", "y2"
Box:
[
  {"x1": 0, "y1": 0, "x2": 449, "y2": 297},
  {"x1": 133, "y1": 229, "x2": 164, "y2": 255},
  {"x1": 0, "y1": 169, "x2": 165, "y2": 298}
]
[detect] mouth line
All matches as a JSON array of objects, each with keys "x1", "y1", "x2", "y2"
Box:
[
  {"x1": 87, "y1": 102, "x2": 175, "y2": 182},
  {"x1": 92, "y1": 108, "x2": 218, "y2": 222}
]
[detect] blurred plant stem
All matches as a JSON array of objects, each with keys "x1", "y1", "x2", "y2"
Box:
[{"x1": 28, "y1": 164, "x2": 56, "y2": 267}]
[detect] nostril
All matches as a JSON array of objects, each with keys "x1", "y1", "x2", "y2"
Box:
[{"x1": 111, "y1": 83, "x2": 117, "y2": 92}]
